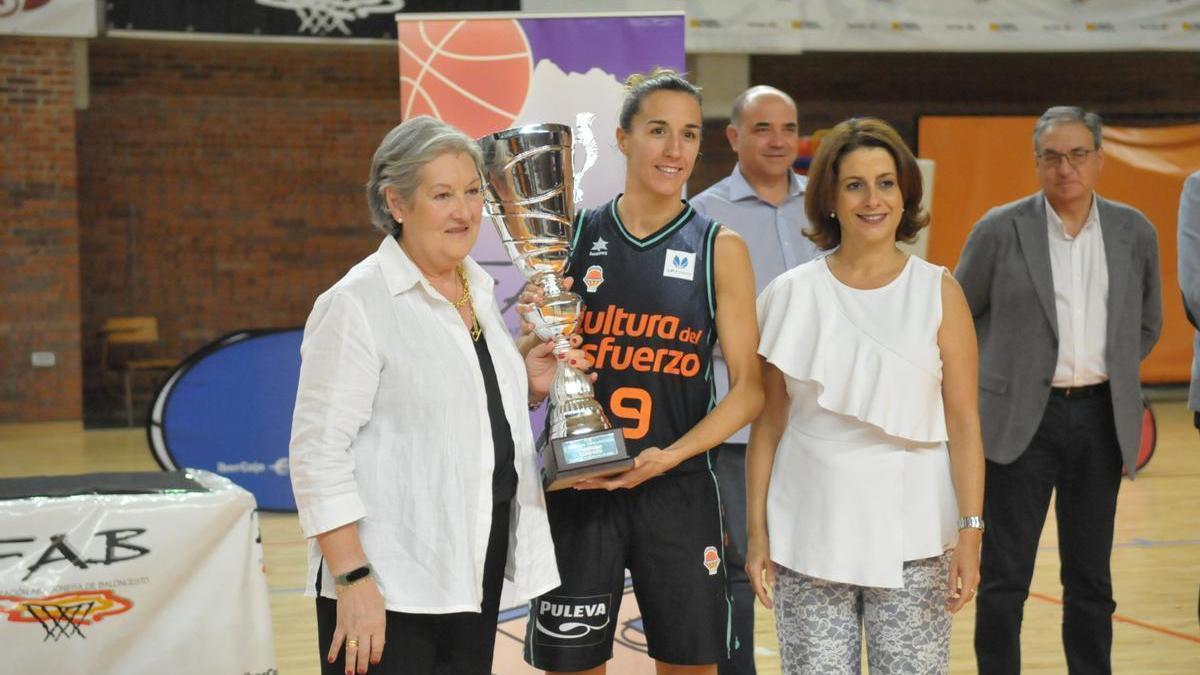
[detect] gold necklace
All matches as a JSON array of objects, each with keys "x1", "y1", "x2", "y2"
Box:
[
  {"x1": 454, "y1": 264, "x2": 482, "y2": 341},
  {"x1": 450, "y1": 265, "x2": 472, "y2": 309}
]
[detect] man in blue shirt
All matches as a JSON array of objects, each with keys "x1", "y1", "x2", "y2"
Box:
[{"x1": 691, "y1": 85, "x2": 819, "y2": 675}]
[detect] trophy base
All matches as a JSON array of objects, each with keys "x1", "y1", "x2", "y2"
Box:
[{"x1": 541, "y1": 428, "x2": 632, "y2": 491}]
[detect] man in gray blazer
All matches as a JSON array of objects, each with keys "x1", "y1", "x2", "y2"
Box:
[
  {"x1": 1179, "y1": 170, "x2": 1200, "y2": 432},
  {"x1": 955, "y1": 106, "x2": 1162, "y2": 675}
]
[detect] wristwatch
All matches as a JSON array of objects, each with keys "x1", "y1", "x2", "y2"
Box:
[
  {"x1": 957, "y1": 515, "x2": 985, "y2": 531},
  {"x1": 334, "y1": 563, "x2": 373, "y2": 587}
]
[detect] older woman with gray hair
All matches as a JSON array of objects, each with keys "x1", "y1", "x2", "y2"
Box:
[{"x1": 289, "y1": 116, "x2": 572, "y2": 674}]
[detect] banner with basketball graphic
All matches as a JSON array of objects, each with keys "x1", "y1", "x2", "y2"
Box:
[
  {"x1": 398, "y1": 11, "x2": 686, "y2": 334},
  {"x1": 0, "y1": 471, "x2": 275, "y2": 674}
]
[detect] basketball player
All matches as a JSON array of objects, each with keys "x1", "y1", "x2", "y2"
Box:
[{"x1": 520, "y1": 69, "x2": 763, "y2": 675}]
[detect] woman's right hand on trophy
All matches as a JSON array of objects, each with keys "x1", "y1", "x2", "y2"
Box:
[
  {"x1": 525, "y1": 332, "x2": 595, "y2": 405},
  {"x1": 516, "y1": 276, "x2": 575, "y2": 338}
]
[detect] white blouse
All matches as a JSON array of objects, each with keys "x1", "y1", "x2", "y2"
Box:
[
  {"x1": 289, "y1": 236, "x2": 559, "y2": 613},
  {"x1": 757, "y1": 255, "x2": 959, "y2": 588},
  {"x1": 1046, "y1": 195, "x2": 1109, "y2": 387}
]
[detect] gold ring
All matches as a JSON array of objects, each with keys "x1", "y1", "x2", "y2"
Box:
[
  {"x1": 968, "y1": 588, "x2": 977, "y2": 595},
  {"x1": 347, "y1": 639, "x2": 359, "y2": 649}
]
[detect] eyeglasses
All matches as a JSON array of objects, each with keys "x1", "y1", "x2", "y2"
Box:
[{"x1": 1035, "y1": 148, "x2": 1095, "y2": 169}]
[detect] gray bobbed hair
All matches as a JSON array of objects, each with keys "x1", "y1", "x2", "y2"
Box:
[{"x1": 366, "y1": 116, "x2": 484, "y2": 236}]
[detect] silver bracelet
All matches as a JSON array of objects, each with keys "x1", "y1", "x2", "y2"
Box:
[{"x1": 957, "y1": 515, "x2": 985, "y2": 531}]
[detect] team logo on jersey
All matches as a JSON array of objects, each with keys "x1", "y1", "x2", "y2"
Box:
[
  {"x1": 589, "y1": 237, "x2": 609, "y2": 256},
  {"x1": 703, "y1": 546, "x2": 721, "y2": 575},
  {"x1": 582, "y1": 265, "x2": 605, "y2": 293},
  {"x1": 662, "y1": 249, "x2": 696, "y2": 281},
  {"x1": 533, "y1": 593, "x2": 611, "y2": 647}
]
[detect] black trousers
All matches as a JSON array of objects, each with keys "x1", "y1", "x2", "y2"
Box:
[
  {"x1": 715, "y1": 443, "x2": 756, "y2": 675},
  {"x1": 975, "y1": 390, "x2": 1123, "y2": 675},
  {"x1": 316, "y1": 500, "x2": 510, "y2": 675}
]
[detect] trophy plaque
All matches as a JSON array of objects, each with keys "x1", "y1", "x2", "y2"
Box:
[{"x1": 478, "y1": 123, "x2": 632, "y2": 491}]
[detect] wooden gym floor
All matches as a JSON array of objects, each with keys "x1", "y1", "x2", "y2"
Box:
[{"x1": 1, "y1": 401, "x2": 1197, "y2": 673}]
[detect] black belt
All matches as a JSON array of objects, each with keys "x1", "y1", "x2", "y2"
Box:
[{"x1": 1050, "y1": 381, "x2": 1109, "y2": 399}]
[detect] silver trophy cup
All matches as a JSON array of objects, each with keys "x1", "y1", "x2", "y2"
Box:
[{"x1": 478, "y1": 123, "x2": 631, "y2": 490}]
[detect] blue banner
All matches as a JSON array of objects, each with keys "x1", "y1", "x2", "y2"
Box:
[{"x1": 148, "y1": 330, "x2": 301, "y2": 511}]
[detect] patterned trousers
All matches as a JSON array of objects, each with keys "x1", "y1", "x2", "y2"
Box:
[{"x1": 773, "y1": 553, "x2": 953, "y2": 675}]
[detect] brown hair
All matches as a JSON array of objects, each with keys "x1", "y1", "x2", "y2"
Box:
[
  {"x1": 619, "y1": 67, "x2": 702, "y2": 132},
  {"x1": 804, "y1": 117, "x2": 929, "y2": 250}
]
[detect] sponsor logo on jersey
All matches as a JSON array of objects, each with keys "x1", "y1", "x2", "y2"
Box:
[
  {"x1": 578, "y1": 305, "x2": 706, "y2": 377},
  {"x1": 589, "y1": 237, "x2": 609, "y2": 256},
  {"x1": 703, "y1": 546, "x2": 721, "y2": 575},
  {"x1": 533, "y1": 593, "x2": 611, "y2": 647},
  {"x1": 582, "y1": 265, "x2": 605, "y2": 293},
  {"x1": 662, "y1": 248, "x2": 696, "y2": 281}
]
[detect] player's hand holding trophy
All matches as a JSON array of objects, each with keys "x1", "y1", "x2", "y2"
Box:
[{"x1": 478, "y1": 124, "x2": 632, "y2": 490}]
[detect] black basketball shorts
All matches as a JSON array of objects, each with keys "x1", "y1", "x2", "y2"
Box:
[{"x1": 523, "y1": 468, "x2": 733, "y2": 670}]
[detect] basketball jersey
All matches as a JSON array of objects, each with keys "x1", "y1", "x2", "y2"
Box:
[{"x1": 565, "y1": 196, "x2": 721, "y2": 474}]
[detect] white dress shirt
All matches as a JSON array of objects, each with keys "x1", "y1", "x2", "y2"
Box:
[
  {"x1": 1046, "y1": 195, "x2": 1109, "y2": 387},
  {"x1": 289, "y1": 236, "x2": 559, "y2": 614}
]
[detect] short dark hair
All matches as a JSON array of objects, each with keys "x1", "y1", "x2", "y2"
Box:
[
  {"x1": 804, "y1": 117, "x2": 929, "y2": 251},
  {"x1": 618, "y1": 67, "x2": 702, "y2": 132}
]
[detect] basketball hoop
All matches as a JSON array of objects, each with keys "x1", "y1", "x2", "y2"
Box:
[
  {"x1": 25, "y1": 601, "x2": 94, "y2": 641},
  {"x1": 1, "y1": 590, "x2": 134, "y2": 642},
  {"x1": 255, "y1": 0, "x2": 408, "y2": 36}
]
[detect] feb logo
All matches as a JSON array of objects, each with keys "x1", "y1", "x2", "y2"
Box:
[
  {"x1": 0, "y1": 590, "x2": 133, "y2": 641},
  {"x1": 703, "y1": 546, "x2": 721, "y2": 575},
  {"x1": 583, "y1": 265, "x2": 605, "y2": 293},
  {"x1": 662, "y1": 248, "x2": 696, "y2": 281}
]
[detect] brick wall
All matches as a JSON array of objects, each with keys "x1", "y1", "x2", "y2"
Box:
[
  {"x1": 77, "y1": 39, "x2": 400, "y2": 421},
  {"x1": 0, "y1": 38, "x2": 82, "y2": 423}
]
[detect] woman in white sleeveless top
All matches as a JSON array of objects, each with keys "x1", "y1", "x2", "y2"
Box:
[{"x1": 745, "y1": 118, "x2": 985, "y2": 674}]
